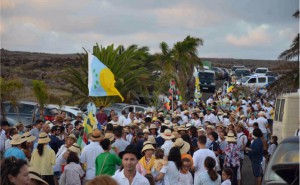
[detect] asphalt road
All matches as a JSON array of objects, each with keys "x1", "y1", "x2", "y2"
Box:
[{"x1": 202, "y1": 79, "x2": 256, "y2": 185}]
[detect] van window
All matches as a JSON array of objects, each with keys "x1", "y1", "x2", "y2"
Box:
[
  {"x1": 248, "y1": 78, "x2": 256, "y2": 83},
  {"x1": 279, "y1": 99, "x2": 285, "y2": 122},
  {"x1": 274, "y1": 99, "x2": 281, "y2": 121},
  {"x1": 258, "y1": 77, "x2": 266, "y2": 83},
  {"x1": 268, "y1": 76, "x2": 275, "y2": 83}
]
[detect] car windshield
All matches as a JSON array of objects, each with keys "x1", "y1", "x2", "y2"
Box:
[
  {"x1": 199, "y1": 72, "x2": 214, "y2": 83},
  {"x1": 235, "y1": 70, "x2": 250, "y2": 77},
  {"x1": 231, "y1": 66, "x2": 244, "y2": 71},
  {"x1": 255, "y1": 69, "x2": 267, "y2": 73},
  {"x1": 240, "y1": 76, "x2": 250, "y2": 83},
  {"x1": 264, "y1": 142, "x2": 299, "y2": 183}
]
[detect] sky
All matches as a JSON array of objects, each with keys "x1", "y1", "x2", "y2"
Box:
[{"x1": 1, "y1": 0, "x2": 299, "y2": 60}]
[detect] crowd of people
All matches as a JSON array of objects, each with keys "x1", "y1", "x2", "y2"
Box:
[{"x1": 1, "y1": 86, "x2": 281, "y2": 185}]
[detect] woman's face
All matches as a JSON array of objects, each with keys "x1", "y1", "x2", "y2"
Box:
[
  {"x1": 222, "y1": 171, "x2": 230, "y2": 181},
  {"x1": 9, "y1": 165, "x2": 30, "y2": 185},
  {"x1": 144, "y1": 149, "x2": 154, "y2": 157}
]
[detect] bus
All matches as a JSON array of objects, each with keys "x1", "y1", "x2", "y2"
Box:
[
  {"x1": 198, "y1": 70, "x2": 216, "y2": 93},
  {"x1": 273, "y1": 91, "x2": 300, "y2": 142}
]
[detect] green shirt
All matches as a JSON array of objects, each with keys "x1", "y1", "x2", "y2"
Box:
[{"x1": 95, "y1": 152, "x2": 122, "y2": 176}]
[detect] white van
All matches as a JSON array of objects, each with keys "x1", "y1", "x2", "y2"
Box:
[
  {"x1": 237, "y1": 75, "x2": 276, "y2": 87},
  {"x1": 254, "y1": 67, "x2": 269, "y2": 76},
  {"x1": 273, "y1": 91, "x2": 300, "y2": 142}
]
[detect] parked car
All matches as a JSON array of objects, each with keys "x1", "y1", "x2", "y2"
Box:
[
  {"x1": 237, "y1": 76, "x2": 276, "y2": 88},
  {"x1": 110, "y1": 103, "x2": 150, "y2": 113},
  {"x1": 262, "y1": 136, "x2": 299, "y2": 185},
  {"x1": 0, "y1": 116, "x2": 19, "y2": 127},
  {"x1": 234, "y1": 68, "x2": 251, "y2": 80},
  {"x1": 212, "y1": 67, "x2": 225, "y2": 79},
  {"x1": 32, "y1": 104, "x2": 60, "y2": 123},
  {"x1": 231, "y1": 65, "x2": 245, "y2": 75},
  {"x1": 221, "y1": 68, "x2": 230, "y2": 80},
  {"x1": 254, "y1": 67, "x2": 269, "y2": 76},
  {"x1": 266, "y1": 71, "x2": 279, "y2": 80},
  {"x1": 49, "y1": 105, "x2": 86, "y2": 120},
  {"x1": 1, "y1": 101, "x2": 37, "y2": 126}
]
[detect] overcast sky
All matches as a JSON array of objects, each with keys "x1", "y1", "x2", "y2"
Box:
[{"x1": 1, "y1": 0, "x2": 299, "y2": 60}]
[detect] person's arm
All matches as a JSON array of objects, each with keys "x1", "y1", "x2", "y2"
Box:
[{"x1": 155, "y1": 159, "x2": 168, "y2": 182}]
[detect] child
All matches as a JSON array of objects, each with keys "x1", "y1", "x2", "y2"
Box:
[
  {"x1": 59, "y1": 151, "x2": 85, "y2": 185},
  {"x1": 267, "y1": 135, "x2": 278, "y2": 159},
  {"x1": 221, "y1": 168, "x2": 233, "y2": 185},
  {"x1": 151, "y1": 148, "x2": 165, "y2": 185},
  {"x1": 178, "y1": 158, "x2": 193, "y2": 185}
]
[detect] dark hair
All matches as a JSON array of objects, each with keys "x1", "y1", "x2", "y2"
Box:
[
  {"x1": 168, "y1": 147, "x2": 182, "y2": 170},
  {"x1": 37, "y1": 144, "x2": 45, "y2": 156},
  {"x1": 100, "y1": 138, "x2": 111, "y2": 150},
  {"x1": 129, "y1": 107, "x2": 134, "y2": 112},
  {"x1": 253, "y1": 122, "x2": 259, "y2": 127},
  {"x1": 191, "y1": 112, "x2": 199, "y2": 119},
  {"x1": 145, "y1": 117, "x2": 152, "y2": 123},
  {"x1": 51, "y1": 125, "x2": 60, "y2": 132},
  {"x1": 155, "y1": 148, "x2": 164, "y2": 159},
  {"x1": 210, "y1": 132, "x2": 219, "y2": 141},
  {"x1": 1, "y1": 157, "x2": 28, "y2": 185},
  {"x1": 145, "y1": 174, "x2": 155, "y2": 185},
  {"x1": 67, "y1": 151, "x2": 79, "y2": 164},
  {"x1": 223, "y1": 168, "x2": 233, "y2": 180},
  {"x1": 204, "y1": 156, "x2": 218, "y2": 181},
  {"x1": 271, "y1": 135, "x2": 278, "y2": 146},
  {"x1": 158, "y1": 117, "x2": 164, "y2": 123},
  {"x1": 99, "y1": 106, "x2": 104, "y2": 110},
  {"x1": 253, "y1": 128, "x2": 263, "y2": 138},
  {"x1": 8, "y1": 128, "x2": 17, "y2": 137},
  {"x1": 198, "y1": 135, "x2": 207, "y2": 144},
  {"x1": 114, "y1": 126, "x2": 123, "y2": 138},
  {"x1": 122, "y1": 110, "x2": 126, "y2": 115},
  {"x1": 160, "y1": 125, "x2": 168, "y2": 133},
  {"x1": 181, "y1": 134, "x2": 193, "y2": 155},
  {"x1": 35, "y1": 119, "x2": 43, "y2": 125},
  {"x1": 106, "y1": 123, "x2": 114, "y2": 132},
  {"x1": 189, "y1": 126, "x2": 198, "y2": 138},
  {"x1": 74, "y1": 121, "x2": 82, "y2": 127}
]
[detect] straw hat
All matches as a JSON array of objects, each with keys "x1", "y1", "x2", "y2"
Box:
[
  {"x1": 133, "y1": 120, "x2": 140, "y2": 125},
  {"x1": 143, "y1": 129, "x2": 150, "y2": 134},
  {"x1": 124, "y1": 128, "x2": 130, "y2": 133},
  {"x1": 258, "y1": 111, "x2": 266, "y2": 117},
  {"x1": 207, "y1": 125, "x2": 215, "y2": 130},
  {"x1": 28, "y1": 167, "x2": 49, "y2": 185},
  {"x1": 67, "y1": 134, "x2": 77, "y2": 142},
  {"x1": 38, "y1": 132, "x2": 51, "y2": 144},
  {"x1": 152, "y1": 117, "x2": 158, "y2": 122},
  {"x1": 22, "y1": 132, "x2": 36, "y2": 143},
  {"x1": 216, "y1": 124, "x2": 224, "y2": 129},
  {"x1": 10, "y1": 134, "x2": 26, "y2": 145},
  {"x1": 186, "y1": 123, "x2": 192, "y2": 128},
  {"x1": 172, "y1": 131, "x2": 180, "y2": 139},
  {"x1": 157, "y1": 112, "x2": 164, "y2": 117},
  {"x1": 240, "y1": 115, "x2": 246, "y2": 119},
  {"x1": 172, "y1": 138, "x2": 190, "y2": 154},
  {"x1": 147, "y1": 136, "x2": 157, "y2": 145},
  {"x1": 164, "y1": 120, "x2": 171, "y2": 125},
  {"x1": 183, "y1": 110, "x2": 189, "y2": 115},
  {"x1": 199, "y1": 112, "x2": 204, "y2": 117},
  {"x1": 90, "y1": 129, "x2": 103, "y2": 141},
  {"x1": 161, "y1": 129, "x2": 175, "y2": 140},
  {"x1": 194, "y1": 108, "x2": 201, "y2": 113},
  {"x1": 140, "y1": 123, "x2": 146, "y2": 130},
  {"x1": 149, "y1": 124, "x2": 157, "y2": 130},
  {"x1": 69, "y1": 143, "x2": 81, "y2": 154},
  {"x1": 197, "y1": 128, "x2": 206, "y2": 133},
  {"x1": 142, "y1": 143, "x2": 155, "y2": 153},
  {"x1": 226, "y1": 132, "x2": 237, "y2": 142},
  {"x1": 217, "y1": 110, "x2": 224, "y2": 115},
  {"x1": 104, "y1": 133, "x2": 115, "y2": 142}
]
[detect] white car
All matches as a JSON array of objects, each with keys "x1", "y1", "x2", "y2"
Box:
[
  {"x1": 254, "y1": 68, "x2": 269, "y2": 76},
  {"x1": 237, "y1": 76, "x2": 276, "y2": 88},
  {"x1": 49, "y1": 105, "x2": 86, "y2": 120}
]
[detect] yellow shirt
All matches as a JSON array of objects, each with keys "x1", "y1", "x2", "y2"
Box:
[{"x1": 30, "y1": 146, "x2": 56, "y2": 175}]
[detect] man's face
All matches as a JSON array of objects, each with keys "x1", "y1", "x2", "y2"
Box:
[
  {"x1": 61, "y1": 112, "x2": 66, "y2": 118},
  {"x1": 55, "y1": 128, "x2": 61, "y2": 136},
  {"x1": 122, "y1": 153, "x2": 138, "y2": 172},
  {"x1": 113, "y1": 115, "x2": 119, "y2": 122},
  {"x1": 43, "y1": 124, "x2": 50, "y2": 133},
  {"x1": 129, "y1": 113, "x2": 134, "y2": 120},
  {"x1": 36, "y1": 122, "x2": 44, "y2": 130},
  {"x1": 66, "y1": 138, "x2": 74, "y2": 146}
]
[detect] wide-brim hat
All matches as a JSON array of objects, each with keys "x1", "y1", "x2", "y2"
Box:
[
  {"x1": 186, "y1": 123, "x2": 192, "y2": 128},
  {"x1": 216, "y1": 124, "x2": 224, "y2": 129},
  {"x1": 164, "y1": 120, "x2": 171, "y2": 125},
  {"x1": 183, "y1": 110, "x2": 189, "y2": 115},
  {"x1": 172, "y1": 131, "x2": 180, "y2": 139},
  {"x1": 172, "y1": 138, "x2": 190, "y2": 154},
  {"x1": 240, "y1": 115, "x2": 246, "y2": 119},
  {"x1": 147, "y1": 136, "x2": 157, "y2": 145},
  {"x1": 133, "y1": 120, "x2": 140, "y2": 125},
  {"x1": 104, "y1": 133, "x2": 115, "y2": 142},
  {"x1": 149, "y1": 124, "x2": 157, "y2": 130},
  {"x1": 194, "y1": 108, "x2": 201, "y2": 113},
  {"x1": 142, "y1": 143, "x2": 155, "y2": 153},
  {"x1": 38, "y1": 132, "x2": 51, "y2": 144},
  {"x1": 10, "y1": 134, "x2": 26, "y2": 145},
  {"x1": 28, "y1": 167, "x2": 49, "y2": 185},
  {"x1": 199, "y1": 112, "x2": 204, "y2": 117},
  {"x1": 161, "y1": 129, "x2": 175, "y2": 140},
  {"x1": 67, "y1": 134, "x2": 77, "y2": 142},
  {"x1": 69, "y1": 143, "x2": 81, "y2": 154},
  {"x1": 157, "y1": 112, "x2": 164, "y2": 117},
  {"x1": 237, "y1": 123, "x2": 245, "y2": 131},
  {"x1": 226, "y1": 133, "x2": 237, "y2": 142},
  {"x1": 197, "y1": 128, "x2": 206, "y2": 133},
  {"x1": 143, "y1": 129, "x2": 150, "y2": 134},
  {"x1": 119, "y1": 145, "x2": 139, "y2": 159},
  {"x1": 178, "y1": 126, "x2": 188, "y2": 131},
  {"x1": 90, "y1": 129, "x2": 103, "y2": 141},
  {"x1": 207, "y1": 125, "x2": 215, "y2": 130},
  {"x1": 22, "y1": 132, "x2": 36, "y2": 143}
]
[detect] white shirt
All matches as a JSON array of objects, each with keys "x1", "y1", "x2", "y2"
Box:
[
  {"x1": 204, "y1": 113, "x2": 217, "y2": 124},
  {"x1": 247, "y1": 118, "x2": 257, "y2": 133},
  {"x1": 0, "y1": 130, "x2": 6, "y2": 152},
  {"x1": 195, "y1": 170, "x2": 221, "y2": 185},
  {"x1": 53, "y1": 145, "x2": 68, "y2": 172},
  {"x1": 119, "y1": 115, "x2": 127, "y2": 126},
  {"x1": 160, "y1": 161, "x2": 180, "y2": 185},
  {"x1": 124, "y1": 118, "x2": 133, "y2": 126},
  {"x1": 265, "y1": 107, "x2": 273, "y2": 119},
  {"x1": 161, "y1": 140, "x2": 174, "y2": 156},
  {"x1": 181, "y1": 115, "x2": 189, "y2": 124},
  {"x1": 193, "y1": 148, "x2": 217, "y2": 178},
  {"x1": 267, "y1": 143, "x2": 277, "y2": 156},
  {"x1": 113, "y1": 169, "x2": 150, "y2": 185},
  {"x1": 193, "y1": 119, "x2": 202, "y2": 128},
  {"x1": 80, "y1": 141, "x2": 104, "y2": 180},
  {"x1": 179, "y1": 171, "x2": 193, "y2": 185},
  {"x1": 256, "y1": 117, "x2": 268, "y2": 134},
  {"x1": 221, "y1": 179, "x2": 232, "y2": 185},
  {"x1": 223, "y1": 118, "x2": 230, "y2": 127},
  {"x1": 4, "y1": 139, "x2": 11, "y2": 151},
  {"x1": 236, "y1": 132, "x2": 248, "y2": 159}
]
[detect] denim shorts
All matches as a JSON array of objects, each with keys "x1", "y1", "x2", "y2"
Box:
[{"x1": 252, "y1": 162, "x2": 262, "y2": 177}]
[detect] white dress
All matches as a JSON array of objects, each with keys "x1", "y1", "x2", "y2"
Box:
[
  {"x1": 178, "y1": 171, "x2": 193, "y2": 185},
  {"x1": 160, "y1": 161, "x2": 180, "y2": 185}
]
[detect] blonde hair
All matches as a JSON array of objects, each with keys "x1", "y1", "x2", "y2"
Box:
[{"x1": 87, "y1": 175, "x2": 118, "y2": 185}]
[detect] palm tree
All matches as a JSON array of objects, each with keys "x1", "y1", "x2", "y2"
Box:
[
  {"x1": 278, "y1": 10, "x2": 299, "y2": 60},
  {"x1": 59, "y1": 44, "x2": 158, "y2": 107},
  {"x1": 0, "y1": 78, "x2": 24, "y2": 120}
]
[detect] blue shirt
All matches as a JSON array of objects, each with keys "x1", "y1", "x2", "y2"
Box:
[{"x1": 4, "y1": 147, "x2": 26, "y2": 160}]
